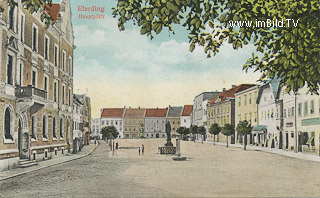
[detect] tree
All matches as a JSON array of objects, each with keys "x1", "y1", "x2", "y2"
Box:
[
  {"x1": 113, "y1": 0, "x2": 320, "y2": 94},
  {"x1": 221, "y1": 123, "x2": 235, "y2": 148},
  {"x1": 197, "y1": 126, "x2": 206, "y2": 141},
  {"x1": 2, "y1": 0, "x2": 56, "y2": 28},
  {"x1": 176, "y1": 126, "x2": 185, "y2": 137},
  {"x1": 100, "y1": 126, "x2": 119, "y2": 140},
  {"x1": 190, "y1": 125, "x2": 198, "y2": 141},
  {"x1": 236, "y1": 120, "x2": 253, "y2": 150},
  {"x1": 182, "y1": 127, "x2": 190, "y2": 140},
  {"x1": 209, "y1": 123, "x2": 221, "y2": 145}
]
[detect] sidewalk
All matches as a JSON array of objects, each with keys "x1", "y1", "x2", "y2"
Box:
[
  {"x1": 0, "y1": 142, "x2": 99, "y2": 181},
  {"x1": 196, "y1": 140, "x2": 320, "y2": 163}
]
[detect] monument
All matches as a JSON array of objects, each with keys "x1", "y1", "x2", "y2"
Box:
[
  {"x1": 165, "y1": 121, "x2": 173, "y2": 146},
  {"x1": 158, "y1": 121, "x2": 176, "y2": 154}
]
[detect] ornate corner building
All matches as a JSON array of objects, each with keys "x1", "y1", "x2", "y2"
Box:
[{"x1": 0, "y1": 0, "x2": 74, "y2": 171}]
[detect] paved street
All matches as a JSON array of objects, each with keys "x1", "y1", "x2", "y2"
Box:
[{"x1": 1, "y1": 139, "x2": 320, "y2": 197}]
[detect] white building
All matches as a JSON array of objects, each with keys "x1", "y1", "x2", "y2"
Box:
[
  {"x1": 91, "y1": 118, "x2": 101, "y2": 139},
  {"x1": 180, "y1": 105, "x2": 193, "y2": 128},
  {"x1": 144, "y1": 108, "x2": 167, "y2": 138},
  {"x1": 73, "y1": 95, "x2": 83, "y2": 153},
  {"x1": 100, "y1": 108, "x2": 125, "y2": 139}
]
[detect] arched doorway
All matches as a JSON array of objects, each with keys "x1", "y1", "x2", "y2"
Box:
[
  {"x1": 156, "y1": 133, "x2": 159, "y2": 138},
  {"x1": 18, "y1": 115, "x2": 29, "y2": 159}
]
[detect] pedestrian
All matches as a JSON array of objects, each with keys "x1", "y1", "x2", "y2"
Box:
[
  {"x1": 142, "y1": 144, "x2": 144, "y2": 155},
  {"x1": 115, "y1": 142, "x2": 119, "y2": 156},
  {"x1": 138, "y1": 147, "x2": 140, "y2": 155}
]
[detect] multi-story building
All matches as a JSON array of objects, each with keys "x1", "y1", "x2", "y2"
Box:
[
  {"x1": 100, "y1": 108, "x2": 125, "y2": 138},
  {"x1": 0, "y1": 0, "x2": 74, "y2": 171},
  {"x1": 180, "y1": 105, "x2": 193, "y2": 128},
  {"x1": 144, "y1": 108, "x2": 167, "y2": 138},
  {"x1": 73, "y1": 94, "x2": 83, "y2": 153},
  {"x1": 192, "y1": 92, "x2": 220, "y2": 128},
  {"x1": 123, "y1": 107, "x2": 145, "y2": 139},
  {"x1": 166, "y1": 106, "x2": 183, "y2": 137},
  {"x1": 76, "y1": 94, "x2": 91, "y2": 144},
  {"x1": 254, "y1": 78, "x2": 281, "y2": 148},
  {"x1": 91, "y1": 118, "x2": 101, "y2": 139},
  {"x1": 234, "y1": 85, "x2": 259, "y2": 144},
  {"x1": 207, "y1": 85, "x2": 255, "y2": 143}
]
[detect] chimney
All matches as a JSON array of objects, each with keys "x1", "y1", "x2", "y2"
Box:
[
  {"x1": 222, "y1": 88, "x2": 226, "y2": 92},
  {"x1": 232, "y1": 85, "x2": 236, "y2": 88}
]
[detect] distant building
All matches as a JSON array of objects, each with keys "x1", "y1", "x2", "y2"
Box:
[
  {"x1": 73, "y1": 95, "x2": 83, "y2": 153},
  {"x1": 123, "y1": 107, "x2": 146, "y2": 139},
  {"x1": 144, "y1": 108, "x2": 167, "y2": 138},
  {"x1": 192, "y1": 92, "x2": 220, "y2": 128},
  {"x1": 180, "y1": 105, "x2": 193, "y2": 128},
  {"x1": 166, "y1": 106, "x2": 183, "y2": 137},
  {"x1": 100, "y1": 108, "x2": 125, "y2": 138},
  {"x1": 76, "y1": 94, "x2": 91, "y2": 144},
  {"x1": 91, "y1": 118, "x2": 101, "y2": 139}
]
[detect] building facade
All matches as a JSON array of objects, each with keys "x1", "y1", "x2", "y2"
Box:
[
  {"x1": 180, "y1": 105, "x2": 192, "y2": 128},
  {"x1": 73, "y1": 94, "x2": 83, "y2": 153},
  {"x1": 166, "y1": 106, "x2": 183, "y2": 137},
  {"x1": 100, "y1": 108, "x2": 124, "y2": 139},
  {"x1": 91, "y1": 118, "x2": 101, "y2": 139},
  {"x1": 0, "y1": 0, "x2": 74, "y2": 171},
  {"x1": 234, "y1": 85, "x2": 259, "y2": 144},
  {"x1": 76, "y1": 94, "x2": 91, "y2": 144},
  {"x1": 144, "y1": 108, "x2": 167, "y2": 138},
  {"x1": 123, "y1": 107, "x2": 145, "y2": 139}
]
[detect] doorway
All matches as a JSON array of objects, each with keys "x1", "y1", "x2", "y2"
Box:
[
  {"x1": 279, "y1": 131, "x2": 283, "y2": 149},
  {"x1": 18, "y1": 119, "x2": 29, "y2": 159},
  {"x1": 286, "y1": 132, "x2": 289, "y2": 149}
]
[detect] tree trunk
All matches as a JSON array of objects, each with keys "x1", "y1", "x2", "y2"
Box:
[
  {"x1": 227, "y1": 136, "x2": 229, "y2": 148},
  {"x1": 244, "y1": 134, "x2": 247, "y2": 151},
  {"x1": 214, "y1": 135, "x2": 215, "y2": 146}
]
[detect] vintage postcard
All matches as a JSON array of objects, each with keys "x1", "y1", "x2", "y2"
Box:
[{"x1": 0, "y1": 0, "x2": 319, "y2": 197}]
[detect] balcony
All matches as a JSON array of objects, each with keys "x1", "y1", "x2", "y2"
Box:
[{"x1": 15, "y1": 85, "x2": 47, "y2": 115}]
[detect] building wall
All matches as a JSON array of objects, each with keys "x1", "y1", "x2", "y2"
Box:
[
  {"x1": 100, "y1": 117, "x2": 123, "y2": 138},
  {"x1": 123, "y1": 117, "x2": 144, "y2": 139},
  {"x1": 180, "y1": 116, "x2": 191, "y2": 128},
  {"x1": 144, "y1": 117, "x2": 166, "y2": 138},
  {"x1": 166, "y1": 117, "x2": 180, "y2": 137},
  {"x1": 91, "y1": 118, "x2": 101, "y2": 139},
  {"x1": 192, "y1": 94, "x2": 204, "y2": 126}
]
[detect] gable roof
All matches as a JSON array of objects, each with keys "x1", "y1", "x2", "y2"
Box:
[
  {"x1": 44, "y1": 4, "x2": 60, "y2": 21},
  {"x1": 257, "y1": 76, "x2": 282, "y2": 104},
  {"x1": 167, "y1": 106, "x2": 183, "y2": 117},
  {"x1": 124, "y1": 108, "x2": 146, "y2": 118},
  {"x1": 182, "y1": 105, "x2": 193, "y2": 116},
  {"x1": 145, "y1": 108, "x2": 167, "y2": 117},
  {"x1": 101, "y1": 108, "x2": 124, "y2": 118},
  {"x1": 210, "y1": 84, "x2": 256, "y2": 104}
]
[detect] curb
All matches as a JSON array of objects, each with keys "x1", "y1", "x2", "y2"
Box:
[{"x1": 0, "y1": 142, "x2": 99, "y2": 182}]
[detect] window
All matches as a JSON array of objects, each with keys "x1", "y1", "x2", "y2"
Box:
[
  {"x1": 17, "y1": 63, "x2": 23, "y2": 86},
  {"x1": 238, "y1": 97, "x2": 241, "y2": 107},
  {"x1": 60, "y1": 118, "x2": 64, "y2": 138},
  {"x1": 291, "y1": 132, "x2": 294, "y2": 138},
  {"x1": 8, "y1": 5, "x2": 14, "y2": 30},
  {"x1": 44, "y1": 35, "x2": 49, "y2": 60},
  {"x1": 31, "y1": 115, "x2": 36, "y2": 139},
  {"x1": 7, "y1": 55, "x2": 13, "y2": 85},
  {"x1": 310, "y1": 100, "x2": 315, "y2": 114},
  {"x1": 54, "y1": 82, "x2": 57, "y2": 102},
  {"x1": 298, "y1": 103, "x2": 302, "y2": 116},
  {"x1": 32, "y1": 24, "x2": 38, "y2": 52},
  {"x1": 20, "y1": 13, "x2": 25, "y2": 42},
  {"x1": 62, "y1": 85, "x2": 65, "y2": 104},
  {"x1": 68, "y1": 89, "x2": 71, "y2": 105},
  {"x1": 32, "y1": 70, "x2": 37, "y2": 87},
  {"x1": 304, "y1": 102, "x2": 308, "y2": 116},
  {"x1": 284, "y1": 109, "x2": 286, "y2": 118},
  {"x1": 244, "y1": 95, "x2": 247, "y2": 106},
  {"x1": 53, "y1": 117, "x2": 57, "y2": 138},
  {"x1": 62, "y1": 51, "x2": 66, "y2": 71},
  {"x1": 249, "y1": 93, "x2": 252, "y2": 104},
  {"x1": 291, "y1": 107, "x2": 294, "y2": 117},
  {"x1": 4, "y1": 108, "x2": 13, "y2": 140},
  {"x1": 44, "y1": 76, "x2": 48, "y2": 92},
  {"x1": 54, "y1": 44, "x2": 59, "y2": 66},
  {"x1": 69, "y1": 57, "x2": 72, "y2": 76},
  {"x1": 42, "y1": 115, "x2": 47, "y2": 139}
]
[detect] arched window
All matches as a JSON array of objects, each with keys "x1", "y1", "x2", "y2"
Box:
[
  {"x1": 60, "y1": 118, "x2": 64, "y2": 138},
  {"x1": 31, "y1": 115, "x2": 36, "y2": 139},
  {"x1": 42, "y1": 115, "x2": 47, "y2": 139},
  {"x1": 53, "y1": 117, "x2": 56, "y2": 138},
  {"x1": 66, "y1": 119, "x2": 70, "y2": 141},
  {"x1": 4, "y1": 108, "x2": 12, "y2": 140}
]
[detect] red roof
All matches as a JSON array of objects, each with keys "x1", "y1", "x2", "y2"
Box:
[
  {"x1": 101, "y1": 108, "x2": 124, "y2": 118},
  {"x1": 210, "y1": 84, "x2": 255, "y2": 104},
  {"x1": 44, "y1": 4, "x2": 60, "y2": 21},
  {"x1": 145, "y1": 108, "x2": 167, "y2": 117},
  {"x1": 124, "y1": 108, "x2": 145, "y2": 117},
  {"x1": 182, "y1": 105, "x2": 193, "y2": 116}
]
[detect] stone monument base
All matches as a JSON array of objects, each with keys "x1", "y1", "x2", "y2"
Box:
[{"x1": 158, "y1": 146, "x2": 176, "y2": 154}]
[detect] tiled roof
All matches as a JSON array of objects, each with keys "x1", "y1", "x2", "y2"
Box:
[
  {"x1": 44, "y1": 4, "x2": 60, "y2": 21},
  {"x1": 182, "y1": 105, "x2": 193, "y2": 116},
  {"x1": 101, "y1": 108, "x2": 124, "y2": 118},
  {"x1": 167, "y1": 106, "x2": 183, "y2": 117},
  {"x1": 210, "y1": 84, "x2": 256, "y2": 104},
  {"x1": 145, "y1": 108, "x2": 167, "y2": 117},
  {"x1": 124, "y1": 108, "x2": 145, "y2": 117}
]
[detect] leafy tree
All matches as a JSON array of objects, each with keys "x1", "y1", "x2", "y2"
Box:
[
  {"x1": 182, "y1": 127, "x2": 190, "y2": 140},
  {"x1": 221, "y1": 123, "x2": 235, "y2": 148},
  {"x1": 209, "y1": 123, "x2": 221, "y2": 145},
  {"x1": 197, "y1": 126, "x2": 206, "y2": 141},
  {"x1": 100, "y1": 126, "x2": 119, "y2": 140},
  {"x1": 190, "y1": 125, "x2": 198, "y2": 140},
  {"x1": 236, "y1": 120, "x2": 253, "y2": 150},
  {"x1": 113, "y1": 0, "x2": 320, "y2": 94},
  {"x1": 176, "y1": 126, "x2": 185, "y2": 137}
]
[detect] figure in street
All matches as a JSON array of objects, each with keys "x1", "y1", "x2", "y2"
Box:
[
  {"x1": 142, "y1": 144, "x2": 144, "y2": 155},
  {"x1": 115, "y1": 142, "x2": 119, "y2": 156},
  {"x1": 138, "y1": 147, "x2": 140, "y2": 155}
]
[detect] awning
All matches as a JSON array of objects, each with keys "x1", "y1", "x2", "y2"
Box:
[
  {"x1": 306, "y1": 134, "x2": 315, "y2": 145},
  {"x1": 252, "y1": 125, "x2": 267, "y2": 134}
]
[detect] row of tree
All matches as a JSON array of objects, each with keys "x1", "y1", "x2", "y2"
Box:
[
  {"x1": 100, "y1": 126, "x2": 119, "y2": 140},
  {"x1": 176, "y1": 125, "x2": 207, "y2": 141}
]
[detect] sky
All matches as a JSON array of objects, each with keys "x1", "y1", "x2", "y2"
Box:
[{"x1": 69, "y1": 0, "x2": 262, "y2": 117}]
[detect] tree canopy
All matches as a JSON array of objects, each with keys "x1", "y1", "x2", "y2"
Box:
[
  {"x1": 209, "y1": 123, "x2": 221, "y2": 136},
  {"x1": 236, "y1": 120, "x2": 252, "y2": 136},
  {"x1": 221, "y1": 123, "x2": 234, "y2": 137},
  {"x1": 101, "y1": 126, "x2": 119, "y2": 140},
  {"x1": 113, "y1": 0, "x2": 320, "y2": 94}
]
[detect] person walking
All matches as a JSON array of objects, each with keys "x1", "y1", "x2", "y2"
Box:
[
  {"x1": 142, "y1": 144, "x2": 144, "y2": 155},
  {"x1": 115, "y1": 142, "x2": 119, "y2": 156},
  {"x1": 138, "y1": 147, "x2": 140, "y2": 156}
]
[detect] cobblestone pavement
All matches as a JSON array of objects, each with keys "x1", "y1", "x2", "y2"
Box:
[{"x1": 1, "y1": 139, "x2": 320, "y2": 197}]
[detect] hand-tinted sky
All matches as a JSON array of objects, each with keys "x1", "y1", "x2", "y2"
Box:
[{"x1": 68, "y1": 0, "x2": 261, "y2": 117}]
